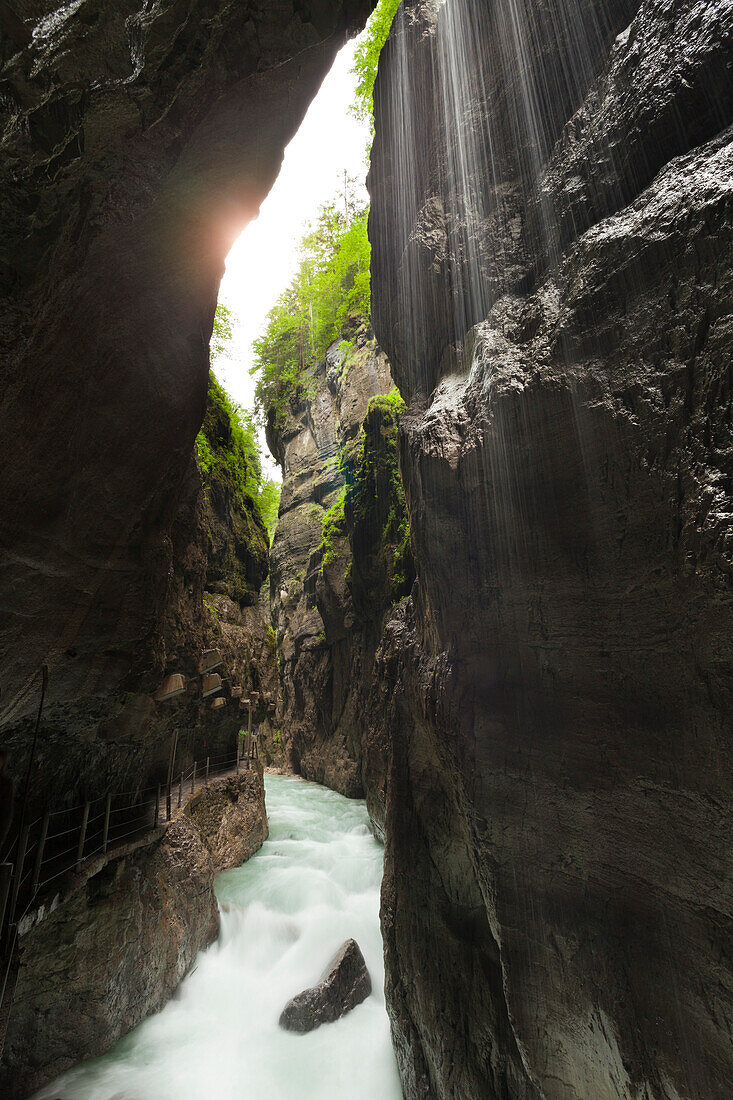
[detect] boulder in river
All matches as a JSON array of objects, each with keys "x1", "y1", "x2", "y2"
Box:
[{"x1": 279, "y1": 939, "x2": 372, "y2": 1032}]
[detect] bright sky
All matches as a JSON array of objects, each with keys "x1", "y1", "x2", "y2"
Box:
[{"x1": 213, "y1": 39, "x2": 371, "y2": 481}]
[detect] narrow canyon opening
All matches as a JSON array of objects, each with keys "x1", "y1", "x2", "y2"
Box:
[{"x1": 1, "y1": 1, "x2": 732, "y2": 1098}]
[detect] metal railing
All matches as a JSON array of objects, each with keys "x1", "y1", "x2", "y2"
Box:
[
  {"x1": 0, "y1": 729, "x2": 262, "y2": 1060},
  {"x1": 0, "y1": 731, "x2": 261, "y2": 959}
]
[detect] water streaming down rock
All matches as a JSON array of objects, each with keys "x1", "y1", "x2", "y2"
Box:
[
  {"x1": 368, "y1": 1, "x2": 733, "y2": 1097},
  {"x1": 34, "y1": 774, "x2": 402, "y2": 1100}
]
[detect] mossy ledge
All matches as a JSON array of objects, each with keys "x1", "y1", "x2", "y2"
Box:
[{"x1": 197, "y1": 372, "x2": 270, "y2": 606}]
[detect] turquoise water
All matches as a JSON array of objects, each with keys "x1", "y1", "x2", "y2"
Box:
[{"x1": 36, "y1": 773, "x2": 402, "y2": 1100}]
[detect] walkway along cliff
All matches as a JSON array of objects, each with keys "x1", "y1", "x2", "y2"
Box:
[
  {"x1": 0, "y1": 1, "x2": 731, "y2": 1098},
  {"x1": 1, "y1": 764, "x2": 268, "y2": 1098}
]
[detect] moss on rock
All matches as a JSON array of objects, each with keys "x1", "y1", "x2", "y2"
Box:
[
  {"x1": 318, "y1": 386, "x2": 413, "y2": 606},
  {"x1": 196, "y1": 373, "x2": 270, "y2": 606}
]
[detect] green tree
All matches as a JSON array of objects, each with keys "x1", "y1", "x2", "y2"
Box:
[
  {"x1": 199, "y1": 303, "x2": 282, "y2": 544},
  {"x1": 252, "y1": 201, "x2": 371, "y2": 430},
  {"x1": 351, "y1": 0, "x2": 402, "y2": 136},
  {"x1": 210, "y1": 301, "x2": 234, "y2": 360}
]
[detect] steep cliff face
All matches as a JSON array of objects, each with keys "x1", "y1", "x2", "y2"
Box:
[
  {"x1": 370, "y1": 2, "x2": 733, "y2": 1098},
  {"x1": 269, "y1": 331, "x2": 409, "y2": 810},
  {"x1": 1, "y1": 371, "x2": 272, "y2": 821},
  {"x1": 0, "y1": 0, "x2": 371, "y2": 810},
  {"x1": 197, "y1": 372, "x2": 270, "y2": 607},
  {"x1": 1, "y1": 768, "x2": 267, "y2": 1098}
]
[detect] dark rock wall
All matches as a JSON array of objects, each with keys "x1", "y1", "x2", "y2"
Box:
[
  {"x1": 0, "y1": 0, "x2": 371, "y2": 809},
  {"x1": 370, "y1": 1, "x2": 733, "y2": 1098},
  {"x1": 269, "y1": 333, "x2": 403, "y2": 806},
  {"x1": 0, "y1": 767, "x2": 267, "y2": 1098},
  {"x1": 1, "y1": 373, "x2": 271, "y2": 823}
]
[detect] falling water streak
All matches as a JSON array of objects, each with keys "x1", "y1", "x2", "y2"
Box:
[
  {"x1": 34, "y1": 774, "x2": 402, "y2": 1100},
  {"x1": 429, "y1": 0, "x2": 624, "y2": 353}
]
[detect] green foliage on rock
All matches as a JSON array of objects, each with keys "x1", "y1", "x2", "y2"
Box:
[
  {"x1": 256, "y1": 478, "x2": 282, "y2": 543},
  {"x1": 252, "y1": 201, "x2": 371, "y2": 431},
  {"x1": 197, "y1": 373, "x2": 260, "y2": 508},
  {"x1": 351, "y1": 0, "x2": 402, "y2": 136},
  {"x1": 318, "y1": 487, "x2": 348, "y2": 568},
  {"x1": 195, "y1": 371, "x2": 274, "y2": 604},
  {"x1": 318, "y1": 387, "x2": 413, "y2": 606},
  {"x1": 210, "y1": 301, "x2": 234, "y2": 361},
  {"x1": 352, "y1": 388, "x2": 412, "y2": 603},
  {"x1": 201, "y1": 301, "x2": 281, "y2": 543},
  {"x1": 197, "y1": 372, "x2": 280, "y2": 543}
]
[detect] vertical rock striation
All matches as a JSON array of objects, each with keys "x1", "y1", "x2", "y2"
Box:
[
  {"x1": 0, "y1": 0, "x2": 372, "y2": 810},
  {"x1": 269, "y1": 331, "x2": 411, "y2": 817},
  {"x1": 370, "y1": 1, "x2": 733, "y2": 1097}
]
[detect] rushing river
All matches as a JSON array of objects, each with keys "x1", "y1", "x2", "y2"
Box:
[{"x1": 37, "y1": 773, "x2": 402, "y2": 1100}]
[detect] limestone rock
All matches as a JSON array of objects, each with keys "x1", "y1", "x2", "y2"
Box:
[
  {"x1": 279, "y1": 938, "x2": 372, "y2": 1033},
  {"x1": 0, "y1": 0, "x2": 372, "y2": 817},
  {"x1": 269, "y1": 331, "x2": 403, "y2": 810},
  {"x1": 369, "y1": 1, "x2": 733, "y2": 1097},
  {"x1": 0, "y1": 769, "x2": 268, "y2": 1098}
]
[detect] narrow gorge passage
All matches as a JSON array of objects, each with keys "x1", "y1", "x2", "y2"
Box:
[
  {"x1": 36, "y1": 775, "x2": 401, "y2": 1100},
  {"x1": 2, "y1": 0, "x2": 732, "y2": 1096}
]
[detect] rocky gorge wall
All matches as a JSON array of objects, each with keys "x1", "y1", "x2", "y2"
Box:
[
  {"x1": 0, "y1": 767, "x2": 267, "y2": 1098},
  {"x1": 0, "y1": 0, "x2": 371, "y2": 813},
  {"x1": 1, "y1": 367, "x2": 274, "y2": 828},
  {"x1": 269, "y1": 330, "x2": 411, "y2": 819},
  {"x1": 369, "y1": 1, "x2": 733, "y2": 1098}
]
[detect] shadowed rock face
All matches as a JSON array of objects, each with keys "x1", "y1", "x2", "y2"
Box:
[
  {"x1": 269, "y1": 331, "x2": 402, "y2": 805},
  {"x1": 279, "y1": 937, "x2": 372, "y2": 1032},
  {"x1": 370, "y1": 2, "x2": 733, "y2": 1098},
  {"x1": 0, "y1": 767, "x2": 267, "y2": 1098},
  {"x1": 0, "y1": 0, "x2": 371, "y2": 807}
]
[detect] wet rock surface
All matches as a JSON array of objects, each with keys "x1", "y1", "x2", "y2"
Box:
[
  {"x1": 269, "y1": 331, "x2": 404, "y2": 812},
  {"x1": 0, "y1": 0, "x2": 371, "y2": 813},
  {"x1": 0, "y1": 768, "x2": 267, "y2": 1098},
  {"x1": 370, "y1": 1, "x2": 733, "y2": 1098},
  {"x1": 279, "y1": 938, "x2": 372, "y2": 1033}
]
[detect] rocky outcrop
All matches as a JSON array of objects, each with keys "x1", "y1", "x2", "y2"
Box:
[
  {"x1": 370, "y1": 2, "x2": 733, "y2": 1098},
  {"x1": 279, "y1": 937, "x2": 372, "y2": 1032},
  {"x1": 198, "y1": 371, "x2": 269, "y2": 607},
  {"x1": 0, "y1": 767, "x2": 267, "y2": 1098},
  {"x1": 1, "y1": 369, "x2": 275, "y2": 835},
  {"x1": 269, "y1": 330, "x2": 410, "y2": 812},
  {"x1": 0, "y1": 0, "x2": 371, "y2": 813}
]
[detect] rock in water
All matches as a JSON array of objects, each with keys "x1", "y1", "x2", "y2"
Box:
[{"x1": 279, "y1": 939, "x2": 372, "y2": 1032}]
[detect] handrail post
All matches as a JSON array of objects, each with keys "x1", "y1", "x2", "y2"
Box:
[
  {"x1": 165, "y1": 728, "x2": 178, "y2": 823},
  {"x1": 102, "y1": 794, "x2": 112, "y2": 854},
  {"x1": 76, "y1": 803, "x2": 90, "y2": 870},
  {"x1": 154, "y1": 785, "x2": 160, "y2": 827},
  {"x1": 205, "y1": 757, "x2": 210, "y2": 786},
  {"x1": 178, "y1": 772, "x2": 183, "y2": 809},
  {"x1": 236, "y1": 738, "x2": 240, "y2": 776},
  {"x1": 191, "y1": 762, "x2": 196, "y2": 795},
  {"x1": 9, "y1": 823, "x2": 30, "y2": 926},
  {"x1": 31, "y1": 812, "x2": 50, "y2": 895},
  {"x1": 0, "y1": 862, "x2": 13, "y2": 942}
]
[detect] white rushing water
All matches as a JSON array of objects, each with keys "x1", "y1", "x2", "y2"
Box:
[{"x1": 37, "y1": 774, "x2": 402, "y2": 1100}]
